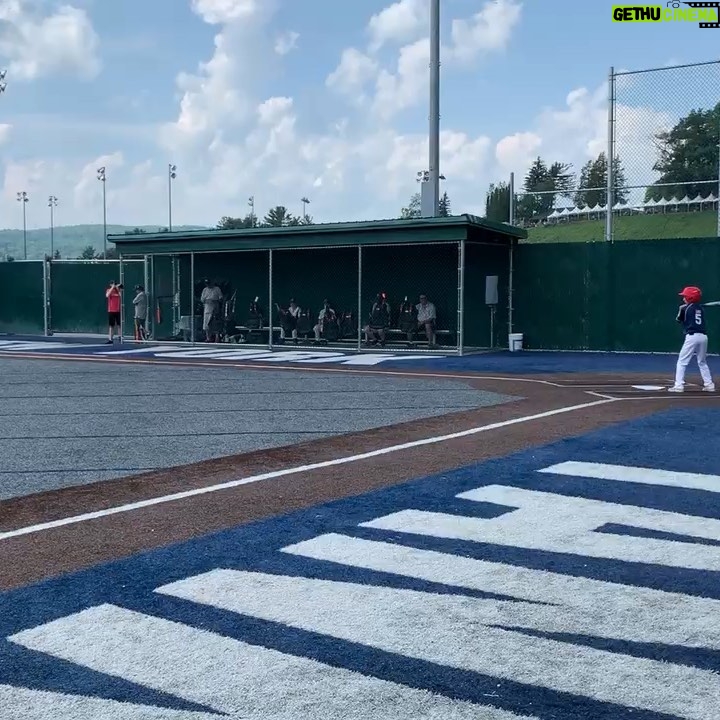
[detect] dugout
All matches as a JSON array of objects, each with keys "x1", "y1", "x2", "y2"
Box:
[{"x1": 109, "y1": 215, "x2": 526, "y2": 354}]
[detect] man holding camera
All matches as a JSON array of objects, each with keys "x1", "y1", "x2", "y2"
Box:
[{"x1": 106, "y1": 281, "x2": 123, "y2": 344}]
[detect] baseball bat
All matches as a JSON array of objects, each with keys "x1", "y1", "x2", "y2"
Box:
[{"x1": 704, "y1": 301, "x2": 720, "y2": 306}]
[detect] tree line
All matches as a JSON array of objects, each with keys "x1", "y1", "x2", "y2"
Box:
[
  {"x1": 220, "y1": 193, "x2": 452, "y2": 229},
  {"x1": 217, "y1": 206, "x2": 313, "y2": 230},
  {"x1": 485, "y1": 101, "x2": 719, "y2": 223},
  {"x1": 485, "y1": 153, "x2": 630, "y2": 223}
]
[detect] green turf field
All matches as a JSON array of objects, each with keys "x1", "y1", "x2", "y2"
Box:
[{"x1": 525, "y1": 210, "x2": 718, "y2": 243}]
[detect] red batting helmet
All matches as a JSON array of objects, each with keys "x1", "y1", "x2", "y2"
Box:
[{"x1": 679, "y1": 286, "x2": 702, "y2": 303}]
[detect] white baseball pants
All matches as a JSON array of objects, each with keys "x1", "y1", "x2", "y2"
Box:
[{"x1": 675, "y1": 333, "x2": 714, "y2": 388}]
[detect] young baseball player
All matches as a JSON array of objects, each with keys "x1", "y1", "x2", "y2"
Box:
[{"x1": 669, "y1": 285, "x2": 715, "y2": 393}]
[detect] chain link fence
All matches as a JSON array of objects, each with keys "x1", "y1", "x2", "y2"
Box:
[
  {"x1": 612, "y1": 60, "x2": 720, "y2": 240},
  {"x1": 510, "y1": 59, "x2": 720, "y2": 243}
]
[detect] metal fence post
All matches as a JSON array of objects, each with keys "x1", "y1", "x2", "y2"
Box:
[
  {"x1": 717, "y1": 113, "x2": 720, "y2": 237},
  {"x1": 144, "y1": 255, "x2": 150, "y2": 341},
  {"x1": 357, "y1": 245, "x2": 362, "y2": 351},
  {"x1": 268, "y1": 249, "x2": 273, "y2": 350},
  {"x1": 190, "y1": 253, "x2": 195, "y2": 345},
  {"x1": 118, "y1": 256, "x2": 125, "y2": 342},
  {"x1": 172, "y1": 255, "x2": 180, "y2": 338},
  {"x1": 42, "y1": 259, "x2": 49, "y2": 336},
  {"x1": 508, "y1": 240, "x2": 514, "y2": 339},
  {"x1": 457, "y1": 240, "x2": 465, "y2": 355},
  {"x1": 509, "y1": 172, "x2": 515, "y2": 226},
  {"x1": 605, "y1": 66, "x2": 615, "y2": 243},
  {"x1": 149, "y1": 256, "x2": 155, "y2": 341}
]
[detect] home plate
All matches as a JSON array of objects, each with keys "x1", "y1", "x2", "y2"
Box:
[{"x1": 632, "y1": 385, "x2": 665, "y2": 391}]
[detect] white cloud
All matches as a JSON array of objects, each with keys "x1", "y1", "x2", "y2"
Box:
[
  {"x1": 2, "y1": 158, "x2": 50, "y2": 199},
  {"x1": 0, "y1": 124, "x2": 10, "y2": 143},
  {"x1": 0, "y1": 0, "x2": 100, "y2": 80},
  {"x1": 73, "y1": 152, "x2": 124, "y2": 209},
  {"x1": 274, "y1": 30, "x2": 299, "y2": 56},
  {"x1": 441, "y1": 131, "x2": 492, "y2": 179},
  {"x1": 367, "y1": 0, "x2": 428, "y2": 51},
  {"x1": 328, "y1": 0, "x2": 523, "y2": 122},
  {"x1": 161, "y1": 1, "x2": 277, "y2": 149},
  {"x1": 326, "y1": 48, "x2": 379, "y2": 104},
  {"x1": 373, "y1": 38, "x2": 428, "y2": 119},
  {"x1": 257, "y1": 96, "x2": 293, "y2": 125},
  {"x1": 190, "y1": 0, "x2": 258, "y2": 24},
  {"x1": 450, "y1": 0, "x2": 522, "y2": 64},
  {"x1": 494, "y1": 83, "x2": 675, "y2": 206},
  {"x1": 495, "y1": 132, "x2": 542, "y2": 173}
]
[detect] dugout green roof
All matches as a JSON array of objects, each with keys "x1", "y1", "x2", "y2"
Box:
[{"x1": 109, "y1": 215, "x2": 526, "y2": 255}]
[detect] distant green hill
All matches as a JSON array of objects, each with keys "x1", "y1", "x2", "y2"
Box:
[
  {"x1": 524, "y1": 210, "x2": 718, "y2": 243},
  {"x1": 0, "y1": 224, "x2": 208, "y2": 260}
]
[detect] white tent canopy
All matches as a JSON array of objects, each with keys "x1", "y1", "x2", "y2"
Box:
[{"x1": 536, "y1": 189, "x2": 717, "y2": 227}]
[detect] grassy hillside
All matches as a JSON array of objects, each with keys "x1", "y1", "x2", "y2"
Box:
[
  {"x1": 0, "y1": 224, "x2": 208, "y2": 260},
  {"x1": 525, "y1": 210, "x2": 718, "y2": 243}
]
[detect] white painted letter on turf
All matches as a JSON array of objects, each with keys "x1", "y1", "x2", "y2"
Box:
[
  {"x1": 157, "y1": 569, "x2": 720, "y2": 720},
  {"x1": 361, "y1": 485, "x2": 720, "y2": 570},
  {"x1": 9, "y1": 604, "x2": 529, "y2": 720}
]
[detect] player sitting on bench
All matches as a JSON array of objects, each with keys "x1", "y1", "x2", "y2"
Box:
[
  {"x1": 277, "y1": 298, "x2": 301, "y2": 344},
  {"x1": 364, "y1": 292, "x2": 391, "y2": 346},
  {"x1": 314, "y1": 299, "x2": 338, "y2": 344},
  {"x1": 412, "y1": 293, "x2": 437, "y2": 347},
  {"x1": 247, "y1": 297, "x2": 263, "y2": 329},
  {"x1": 398, "y1": 296, "x2": 416, "y2": 337}
]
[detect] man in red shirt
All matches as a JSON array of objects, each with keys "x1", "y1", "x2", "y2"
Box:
[{"x1": 106, "y1": 281, "x2": 122, "y2": 344}]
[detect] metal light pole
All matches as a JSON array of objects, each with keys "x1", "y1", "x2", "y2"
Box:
[
  {"x1": 168, "y1": 163, "x2": 176, "y2": 231},
  {"x1": 301, "y1": 196, "x2": 310, "y2": 221},
  {"x1": 48, "y1": 195, "x2": 58, "y2": 258},
  {"x1": 16, "y1": 191, "x2": 29, "y2": 259},
  {"x1": 417, "y1": 171, "x2": 445, "y2": 216},
  {"x1": 97, "y1": 166, "x2": 107, "y2": 257},
  {"x1": 428, "y1": 0, "x2": 441, "y2": 217},
  {"x1": 248, "y1": 196, "x2": 255, "y2": 226}
]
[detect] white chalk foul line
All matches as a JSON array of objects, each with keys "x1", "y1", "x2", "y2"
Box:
[
  {"x1": 0, "y1": 351, "x2": 565, "y2": 387},
  {"x1": 0, "y1": 397, "x2": 616, "y2": 542}
]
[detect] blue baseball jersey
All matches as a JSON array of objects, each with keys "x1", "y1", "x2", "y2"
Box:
[{"x1": 678, "y1": 302, "x2": 707, "y2": 334}]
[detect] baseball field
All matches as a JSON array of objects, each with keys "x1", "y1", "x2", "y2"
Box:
[{"x1": 1, "y1": 335, "x2": 719, "y2": 720}]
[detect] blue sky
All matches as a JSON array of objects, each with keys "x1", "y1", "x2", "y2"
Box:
[{"x1": 0, "y1": 0, "x2": 718, "y2": 230}]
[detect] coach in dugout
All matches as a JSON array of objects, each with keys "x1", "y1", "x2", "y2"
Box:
[
  {"x1": 415, "y1": 293, "x2": 437, "y2": 347},
  {"x1": 200, "y1": 279, "x2": 223, "y2": 342}
]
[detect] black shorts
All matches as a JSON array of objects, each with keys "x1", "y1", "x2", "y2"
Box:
[{"x1": 108, "y1": 312, "x2": 121, "y2": 326}]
